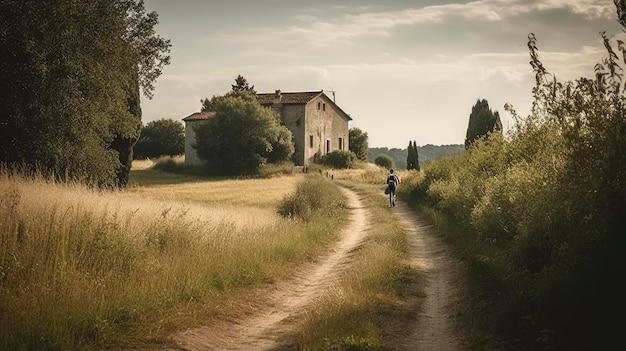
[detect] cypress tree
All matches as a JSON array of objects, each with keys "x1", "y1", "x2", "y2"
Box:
[
  {"x1": 464, "y1": 99, "x2": 502, "y2": 149},
  {"x1": 406, "y1": 141, "x2": 415, "y2": 170},
  {"x1": 406, "y1": 140, "x2": 420, "y2": 171},
  {"x1": 413, "y1": 140, "x2": 420, "y2": 171}
]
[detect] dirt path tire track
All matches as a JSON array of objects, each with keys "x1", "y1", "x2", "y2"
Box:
[
  {"x1": 392, "y1": 200, "x2": 470, "y2": 351},
  {"x1": 162, "y1": 189, "x2": 469, "y2": 351},
  {"x1": 171, "y1": 186, "x2": 369, "y2": 351}
]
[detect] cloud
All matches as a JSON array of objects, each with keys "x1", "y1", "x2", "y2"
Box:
[{"x1": 201, "y1": 0, "x2": 616, "y2": 53}]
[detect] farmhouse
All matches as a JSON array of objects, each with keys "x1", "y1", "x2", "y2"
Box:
[{"x1": 182, "y1": 90, "x2": 352, "y2": 166}]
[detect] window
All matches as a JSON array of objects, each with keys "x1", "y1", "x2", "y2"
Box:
[
  {"x1": 317, "y1": 102, "x2": 321, "y2": 110},
  {"x1": 338, "y1": 137, "x2": 343, "y2": 150},
  {"x1": 309, "y1": 135, "x2": 313, "y2": 148},
  {"x1": 326, "y1": 139, "x2": 330, "y2": 154},
  {"x1": 322, "y1": 103, "x2": 326, "y2": 111}
]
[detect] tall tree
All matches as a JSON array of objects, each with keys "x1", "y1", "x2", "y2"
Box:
[
  {"x1": 230, "y1": 74, "x2": 256, "y2": 95},
  {"x1": 406, "y1": 141, "x2": 415, "y2": 170},
  {"x1": 0, "y1": 0, "x2": 170, "y2": 187},
  {"x1": 413, "y1": 140, "x2": 420, "y2": 171},
  {"x1": 464, "y1": 99, "x2": 502, "y2": 149},
  {"x1": 349, "y1": 127, "x2": 369, "y2": 161},
  {"x1": 406, "y1": 140, "x2": 421, "y2": 171},
  {"x1": 113, "y1": 0, "x2": 171, "y2": 187}
]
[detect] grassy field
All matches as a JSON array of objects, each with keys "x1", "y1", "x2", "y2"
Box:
[
  {"x1": 0, "y1": 164, "x2": 346, "y2": 350},
  {"x1": 1, "y1": 161, "x2": 419, "y2": 350}
]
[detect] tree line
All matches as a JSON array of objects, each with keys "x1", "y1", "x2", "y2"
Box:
[
  {"x1": 369, "y1": 144, "x2": 464, "y2": 170},
  {"x1": 0, "y1": 0, "x2": 502, "y2": 183}
]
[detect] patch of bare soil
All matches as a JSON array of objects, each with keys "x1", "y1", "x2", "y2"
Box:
[{"x1": 150, "y1": 190, "x2": 469, "y2": 351}]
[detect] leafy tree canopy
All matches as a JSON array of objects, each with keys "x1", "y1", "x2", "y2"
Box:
[
  {"x1": 0, "y1": 0, "x2": 170, "y2": 187},
  {"x1": 134, "y1": 119, "x2": 184, "y2": 159},
  {"x1": 194, "y1": 95, "x2": 294, "y2": 175},
  {"x1": 201, "y1": 75, "x2": 257, "y2": 112},
  {"x1": 349, "y1": 127, "x2": 369, "y2": 161}
]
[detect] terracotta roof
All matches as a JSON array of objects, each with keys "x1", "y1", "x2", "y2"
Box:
[
  {"x1": 256, "y1": 91, "x2": 323, "y2": 105},
  {"x1": 182, "y1": 111, "x2": 216, "y2": 121},
  {"x1": 256, "y1": 90, "x2": 352, "y2": 121},
  {"x1": 183, "y1": 91, "x2": 353, "y2": 122}
]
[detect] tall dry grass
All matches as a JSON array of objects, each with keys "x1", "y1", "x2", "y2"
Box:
[{"x1": 0, "y1": 169, "x2": 345, "y2": 350}]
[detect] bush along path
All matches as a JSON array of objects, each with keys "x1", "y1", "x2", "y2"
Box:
[{"x1": 161, "y1": 187, "x2": 469, "y2": 350}]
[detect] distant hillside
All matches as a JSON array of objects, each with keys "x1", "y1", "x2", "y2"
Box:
[{"x1": 368, "y1": 144, "x2": 464, "y2": 170}]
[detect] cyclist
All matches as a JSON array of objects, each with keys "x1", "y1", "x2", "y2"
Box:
[{"x1": 386, "y1": 169, "x2": 400, "y2": 207}]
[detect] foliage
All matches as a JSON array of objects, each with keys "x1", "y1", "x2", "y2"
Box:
[
  {"x1": 194, "y1": 95, "x2": 294, "y2": 175},
  {"x1": 0, "y1": 0, "x2": 170, "y2": 188},
  {"x1": 134, "y1": 119, "x2": 184, "y2": 159},
  {"x1": 464, "y1": 99, "x2": 502, "y2": 149},
  {"x1": 406, "y1": 141, "x2": 420, "y2": 171},
  {"x1": 321, "y1": 150, "x2": 358, "y2": 169},
  {"x1": 266, "y1": 126, "x2": 295, "y2": 164},
  {"x1": 230, "y1": 74, "x2": 256, "y2": 95},
  {"x1": 277, "y1": 175, "x2": 346, "y2": 221},
  {"x1": 399, "y1": 26, "x2": 626, "y2": 349},
  {"x1": 258, "y1": 162, "x2": 296, "y2": 178},
  {"x1": 121, "y1": 0, "x2": 172, "y2": 100},
  {"x1": 349, "y1": 128, "x2": 369, "y2": 161},
  {"x1": 201, "y1": 75, "x2": 256, "y2": 111},
  {"x1": 373, "y1": 154, "x2": 394, "y2": 169},
  {"x1": 151, "y1": 155, "x2": 184, "y2": 173}
]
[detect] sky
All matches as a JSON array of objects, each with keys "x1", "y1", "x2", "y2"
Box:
[{"x1": 140, "y1": 0, "x2": 624, "y2": 149}]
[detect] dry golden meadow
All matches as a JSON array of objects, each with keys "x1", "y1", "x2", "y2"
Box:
[{"x1": 0, "y1": 161, "x2": 427, "y2": 350}]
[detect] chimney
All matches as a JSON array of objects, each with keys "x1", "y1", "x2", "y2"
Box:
[{"x1": 273, "y1": 89, "x2": 282, "y2": 104}]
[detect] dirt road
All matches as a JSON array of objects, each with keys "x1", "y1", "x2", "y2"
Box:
[
  {"x1": 392, "y1": 202, "x2": 469, "y2": 350},
  {"x1": 171, "y1": 187, "x2": 468, "y2": 350}
]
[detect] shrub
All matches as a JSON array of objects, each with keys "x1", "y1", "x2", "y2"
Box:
[
  {"x1": 373, "y1": 154, "x2": 394, "y2": 169},
  {"x1": 152, "y1": 156, "x2": 183, "y2": 172},
  {"x1": 277, "y1": 175, "x2": 346, "y2": 221},
  {"x1": 398, "y1": 30, "x2": 626, "y2": 349},
  {"x1": 322, "y1": 150, "x2": 357, "y2": 169}
]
